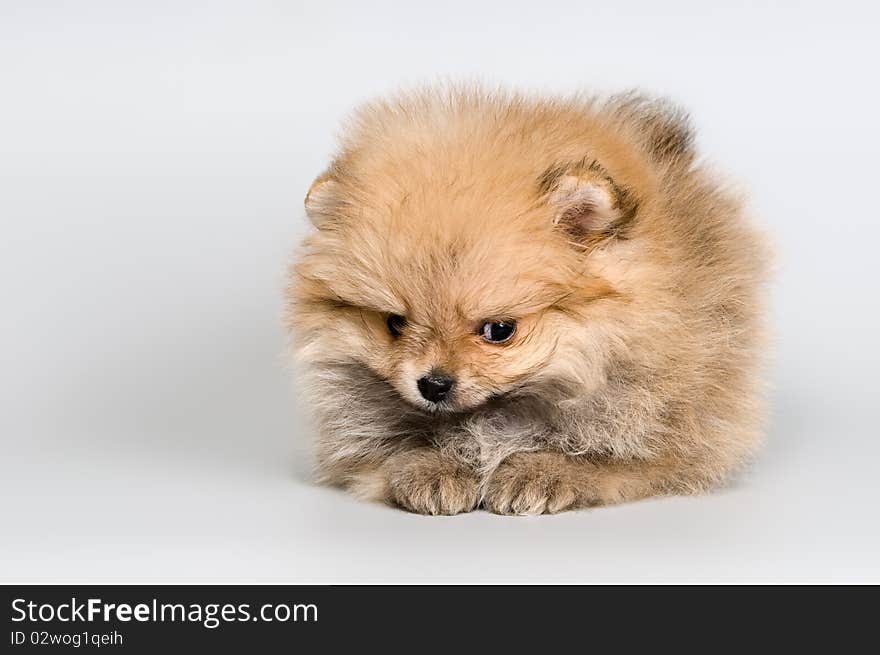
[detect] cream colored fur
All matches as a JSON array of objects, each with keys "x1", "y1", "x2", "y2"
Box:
[{"x1": 286, "y1": 86, "x2": 770, "y2": 515}]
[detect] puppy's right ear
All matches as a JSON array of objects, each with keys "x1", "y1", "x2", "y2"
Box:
[
  {"x1": 539, "y1": 161, "x2": 639, "y2": 242},
  {"x1": 304, "y1": 169, "x2": 341, "y2": 229}
]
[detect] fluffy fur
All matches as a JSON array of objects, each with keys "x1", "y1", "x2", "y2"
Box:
[{"x1": 286, "y1": 86, "x2": 769, "y2": 515}]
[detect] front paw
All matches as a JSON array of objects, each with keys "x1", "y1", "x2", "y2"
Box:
[
  {"x1": 483, "y1": 452, "x2": 584, "y2": 515},
  {"x1": 386, "y1": 450, "x2": 479, "y2": 516}
]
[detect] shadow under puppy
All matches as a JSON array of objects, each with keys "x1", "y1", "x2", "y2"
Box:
[{"x1": 287, "y1": 87, "x2": 769, "y2": 515}]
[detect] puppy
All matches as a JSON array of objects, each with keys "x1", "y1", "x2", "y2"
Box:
[{"x1": 286, "y1": 87, "x2": 769, "y2": 515}]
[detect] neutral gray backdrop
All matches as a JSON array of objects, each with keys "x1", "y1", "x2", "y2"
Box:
[{"x1": 2, "y1": 0, "x2": 878, "y2": 583}]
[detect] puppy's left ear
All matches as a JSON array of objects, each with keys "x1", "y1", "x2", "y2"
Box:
[
  {"x1": 540, "y1": 164, "x2": 639, "y2": 241},
  {"x1": 304, "y1": 169, "x2": 341, "y2": 229}
]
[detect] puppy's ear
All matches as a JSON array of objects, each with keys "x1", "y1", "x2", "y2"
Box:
[
  {"x1": 304, "y1": 169, "x2": 341, "y2": 229},
  {"x1": 539, "y1": 163, "x2": 639, "y2": 241}
]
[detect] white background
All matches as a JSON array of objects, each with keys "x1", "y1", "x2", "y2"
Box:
[{"x1": 2, "y1": 0, "x2": 878, "y2": 583}]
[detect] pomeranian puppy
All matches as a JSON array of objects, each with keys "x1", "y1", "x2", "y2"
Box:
[{"x1": 287, "y1": 86, "x2": 768, "y2": 515}]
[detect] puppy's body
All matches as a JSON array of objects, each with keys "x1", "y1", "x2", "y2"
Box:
[{"x1": 288, "y1": 88, "x2": 768, "y2": 515}]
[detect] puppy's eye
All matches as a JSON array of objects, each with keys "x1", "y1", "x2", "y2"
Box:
[
  {"x1": 479, "y1": 320, "x2": 516, "y2": 344},
  {"x1": 387, "y1": 314, "x2": 407, "y2": 337}
]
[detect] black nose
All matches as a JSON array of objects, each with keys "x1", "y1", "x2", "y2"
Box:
[{"x1": 417, "y1": 372, "x2": 455, "y2": 403}]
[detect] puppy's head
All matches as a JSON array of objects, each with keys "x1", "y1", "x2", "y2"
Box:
[{"x1": 291, "y1": 91, "x2": 672, "y2": 413}]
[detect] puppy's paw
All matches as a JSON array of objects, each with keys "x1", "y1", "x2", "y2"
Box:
[
  {"x1": 483, "y1": 452, "x2": 586, "y2": 515},
  {"x1": 386, "y1": 450, "x2": 479, "y2": 516}
]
